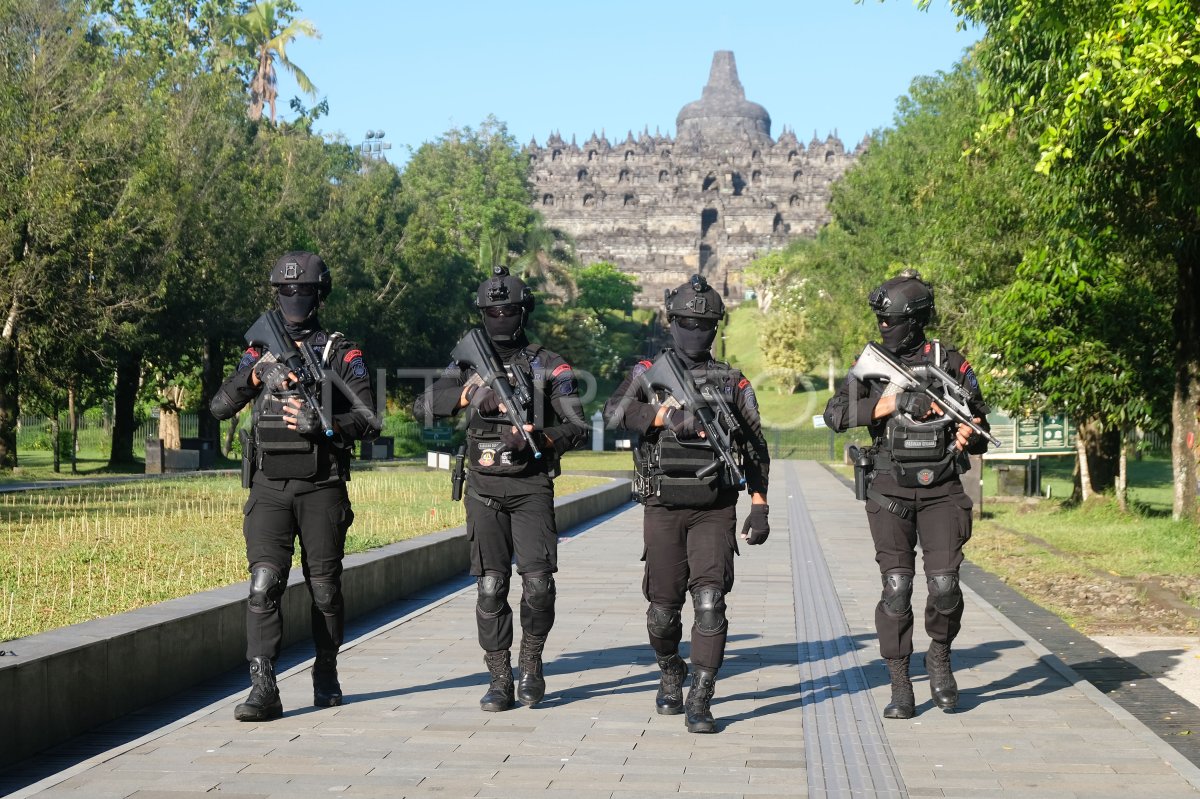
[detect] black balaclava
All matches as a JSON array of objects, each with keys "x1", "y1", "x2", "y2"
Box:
[
  {"x1": 277, "y1": 293, "x2": 321, "y2": 339},
  {"x1": 670, "y1": 320, "x2": 717, "y2": 362},
  {"x1": 484, "y1": 318, "x2": 528, "y2": 360},
  {"x1": 879, "y1": 317, "x2": 923, "y2": 356}
]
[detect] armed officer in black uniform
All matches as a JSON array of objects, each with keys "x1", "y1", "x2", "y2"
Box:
[
  {"x1": 413, "y1": 266, "x2": 588, "y2": 712},
  {"x1": 603, "y1": 274, "x2": 771, "y2": 734},
  {"x1": 210, "y1": 251, "x2": 379, "y2": 722},
  {"x1": 823, "y1": 270, "x2": 990, "y2": 720}
]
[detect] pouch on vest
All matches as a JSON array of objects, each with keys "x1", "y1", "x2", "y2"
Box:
[
  {"x1": 653, "y1": 432, "x2": 721, "y2": 508},
  {"x1": 256, "y1": 414, "x2": 319, "y2": 480}
]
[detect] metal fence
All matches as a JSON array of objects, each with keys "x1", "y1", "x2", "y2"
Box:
[{"x1": 16, "y1": 413, "x2": 199, "y2": 456}]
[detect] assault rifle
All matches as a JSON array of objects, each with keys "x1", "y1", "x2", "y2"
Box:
[
  {"x1": 244, "y1": 309, "x2": 335, "y2": 438},
  {"x1": 639, "y1": 349, "x2": 746, "y2": 486},
  {"x1": 449, "y1": 328, "x2": 541, "y2": 458},
  {"x1": 848, "y1": 342, "x2": 1001, "y2": 448}
]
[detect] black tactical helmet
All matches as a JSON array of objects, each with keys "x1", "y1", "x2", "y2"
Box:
[
  {"x1": 868, "y1": 269, "x2": 934, "y2": 325},
  {"x1": 665, "y1": 274, "x2": 725, "y2": 320},
  {"x1": 269, "y1": 250, "x2": 331, "y2": 299},
  {"x1": 475, "y1": 265, "x2": 534, "y2": 311}
]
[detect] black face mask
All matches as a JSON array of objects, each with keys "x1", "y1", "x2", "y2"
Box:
[
  {"x1": 670, "y1": 320, "x2": 717, "y2": 361},
  {"x1": 277, "y1": 293, "x2": 320, "y2": 338},
  {"x1": 483, "y1": 312, "x2": 523, "y2": 343},
  {"x1": 879, "y1": 317, "x2": 923, "y2": 355}
]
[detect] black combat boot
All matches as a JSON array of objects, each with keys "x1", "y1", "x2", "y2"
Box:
[
  {"x1": 654, "y1": 653, "x2": 688, "y2": 715},
  {"x1": 516, "y1": 633, "x2": 547, "y2": 706},
  {"x1": 926, "y1": 641, "x2": 959, "y2": 709},
  {"x1": 313, "y1": 650, "x2": 343, "y2": 708},
  {"x1": 883, "y1": 656, "x2": 915, "y2": 719},
  {"x1": 480, "y1": 649, "x2": 515, "y2": 712},
  {"x1": 684, "y1": 667, "x2": 718, "y2": 733},
  {"x1": 234, "y1": 656, "x2": 283, "y2": 722}
]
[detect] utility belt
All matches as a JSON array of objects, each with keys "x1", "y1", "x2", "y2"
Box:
[{"x1": 633, "y1": 432, "x2": 733, "y2": 509}]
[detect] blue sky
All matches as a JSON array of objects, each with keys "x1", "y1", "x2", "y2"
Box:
[{"x1": 275, "y1": 1, "x2": 979, "y2": 164}]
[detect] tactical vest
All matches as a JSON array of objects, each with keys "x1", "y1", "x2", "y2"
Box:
[
  {"x1": 252, "y1": 331, "x2": 340, "y2": 481},
  {"x1": 871, "y1": 341, "x2": 962, "y2": 489},
  {"x1": 634, "y1": 362, "x2": 742, "y2": 508},
  {"x1": 465, "y1": 345, "x2": 546, "y2": 476}
]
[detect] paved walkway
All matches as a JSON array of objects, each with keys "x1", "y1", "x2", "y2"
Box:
[{"x1": 6, "y1": 461, "x2": 1200, "y2": 798}]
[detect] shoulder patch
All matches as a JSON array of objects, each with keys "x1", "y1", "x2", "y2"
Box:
[
  {"x1": 344, "y1": 348, "x2": 363, "y2": 363},
  {"x1": 237, "y1": 348, "x2": 260, "y2": 371},
  {"x1": 738, "y1": 377, "x2": 750, "y2": 390},
  {"x1": 552, "y1": 363, "x2": 572, "y2": 378}
]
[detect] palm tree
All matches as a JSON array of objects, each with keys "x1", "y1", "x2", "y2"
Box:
[{"x1": 226, "y1": 1, "x2": 320, "y2": 122}]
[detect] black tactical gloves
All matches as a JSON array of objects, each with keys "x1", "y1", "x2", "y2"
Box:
[
  {"x1": 740, "y1": 504, "x2": 770, "y2": 545},
  {"x1": 289, "y1": 401, "x2": 321, "y2": 436},
  {"x1": 469, "y1": 385, "x2": 504, "y2": 415},
  {"x1": 500, "y1": 425, "x2": 531, "y2": 452},
  {"x1": 896, "y1": 391, "x2": 934, "y2": 419},
  {"x1": 664, "y1": 407, "x2": 701, "y2": 439},
  {"x1": 254, "y1": 361, "x2": 293, "y2": 392}
]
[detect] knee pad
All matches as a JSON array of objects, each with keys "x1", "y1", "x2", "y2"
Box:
[
  {"x1": 880, "y1": 572, "x2": 913, "y2": 617},
  {"x1": 521, "y1": 573, "x2": 556, "y2": 612},
  {"x1": 691, "y1": 587, "x2": 727, "y2": 635},
  {"x1": 646, "y1": 603, "x2": 682, "y2": 640},
  {"x1": 927, "y1": 573, "x2": 962, "y2": 615},
  {"x1": 248, "y1": 566, "x2": 284, "y2": 614},
  {"x1": 310, "y1": 580, "x2": 343, "y2": 616},
  {"x1": 476, "y1": 573, "x2": 510, "y2": 617}
]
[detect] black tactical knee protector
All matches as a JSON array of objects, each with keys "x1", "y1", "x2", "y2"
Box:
[
  {"x1": 927, "y1": 573, "x2": 962, "y2": 615},
  {"x1": 521, "y1": 573, "x2": 556, "y2": 612},
  {"x1": 880, "y1": 572, "x2": 914, "y2": 618},
  {"x1": 646, "y1": 603, "x2": 683, "y2": 640},
  {"x1": 691, "y1": 587, "x2": 727, "y2": 636},
  {"x1": 310, "y1": 580, "x2": 343, "y2": 617},
  {"x1": 248, "y1": 566, "x2": 284, "y2": 614},
  {"x1": 476, "y1": 573, "x2": 510, "y2": 617}
]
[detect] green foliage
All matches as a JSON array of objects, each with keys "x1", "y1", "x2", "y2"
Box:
[{"x1": 574, "y1": 261, "x2": 638, "y2": 318}]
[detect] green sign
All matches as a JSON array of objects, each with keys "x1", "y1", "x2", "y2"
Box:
[{"x1": 987, "y1": 412, "x2": 1077, "y2": 455}]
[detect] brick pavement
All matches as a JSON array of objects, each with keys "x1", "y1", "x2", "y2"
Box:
[{"x1": 6, "y1": 461, "x2": 1200, "y2": 798}]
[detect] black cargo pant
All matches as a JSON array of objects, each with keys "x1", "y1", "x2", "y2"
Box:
[
  {"x1": 642, "y1": 501, "x2": 738, "y2": 671},
  {"x1": 243, "y1": 480, "x2": 353, "y2": 661},
  {"x1": 465, "y1": 490, "x2": 559, "y2": 653},
  {"x1": 865, "y1": 485, "x2": 973, "y2": 659}
]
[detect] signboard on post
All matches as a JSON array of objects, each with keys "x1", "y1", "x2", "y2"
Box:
[{"x1": 986, "y1": 412, "x2": 1076, "y2": 456}]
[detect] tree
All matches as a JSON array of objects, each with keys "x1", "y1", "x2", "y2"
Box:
[
  {"x1": 223, "y1": 0, "x2": 318, "y2": 122},
  {"x1": 928, "y1": 0, "x2": 1200, "y2": 520},
  {"x1": 574, "y1": 262, "x2": 638, "y2": 321}
]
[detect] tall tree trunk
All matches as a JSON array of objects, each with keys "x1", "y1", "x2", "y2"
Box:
[
  {"x1": 159, "y1": 385, "x2": 185, "y2": 450},
  {"x1": 51, "y1": 412, "x2": 60, "y2": 473},
  {"x1": 68, "y1": 381, "x2": 78, "y2": 474},
  {"x1": 1116, "y1": 429, "x2": 1128, "y2": 513},
  {"x1": 827, "y1": 353, "x2": 836, "y2": 394},
  {"x1": 1171, "y1": 242, "x2": 1199, "y2": 522},
  {"x1": 109, "y1": 348, "x2": 142, "y2": 466},
  {"x1": 198, "y1": 336, "x2": 223, "y2": 442},
  {"x1": 0, "y1": 297, "x2": 19, "y2": 469},
  {"x1": 1073, "y1": 418, "x2": 1120, "y2": 502}
]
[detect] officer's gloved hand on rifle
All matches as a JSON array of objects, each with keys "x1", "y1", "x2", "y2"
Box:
[
  {"x1": 740, "y1": 504, "x2": 770, "y2": 545},
  {"x1": 501, "y1": 424, "x2": 537, "y2": 453},
  {"x1": 468, "y1": 385, "x2": 504, "y2": 415},
  {"x1": 664, "y1": 407, "x2": 702, "y2": 440},
  {"x1": 284, "y1": 398, "x2": 321, "y2": 436},
  {"x1": 254, "y1": 361, "x2": 293, "y2": 393},
  {"x1": 896, "y1": 390, "x2": 935, "y2": 419}
]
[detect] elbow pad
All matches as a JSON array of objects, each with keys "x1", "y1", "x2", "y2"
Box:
[{"x1": 210, "y1": 387, "x2": 241, "y2": 421}]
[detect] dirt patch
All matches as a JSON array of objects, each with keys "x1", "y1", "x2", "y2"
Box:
[{"x1": 1003, "y1": 570, "x2": 1200, "y2": 636}]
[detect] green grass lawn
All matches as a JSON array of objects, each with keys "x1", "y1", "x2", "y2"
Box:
[{"x1": 0, "y1": 468, "x2": 608, "y2": 642}]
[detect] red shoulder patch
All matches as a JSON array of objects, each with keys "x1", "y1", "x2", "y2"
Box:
[
  {"x1": 245, "y1": 347, "x2": 259, "y2": 358},
  {"x1": 639, "y1": 359, "x2": 653, "y2": 369},
  {"x1": 960, "y1": 360, "x2": 971, "y2": 374},
  {"x1": 923, "y1": 342, "x2": 932, "y2": 354},
  {"x1": 552, "y1": 363, "x2": 572, "y2": 377},
  {"x1": 738, "y1": 378, "x2": 750, "y2": 390},
  {"x1": 343, "y1": 349, "x2": 363, "y2": 363}
]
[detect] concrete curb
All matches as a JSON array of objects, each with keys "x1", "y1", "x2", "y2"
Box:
[{"x1": 0, "y1": 477, "x2": 632, "y2": 768}]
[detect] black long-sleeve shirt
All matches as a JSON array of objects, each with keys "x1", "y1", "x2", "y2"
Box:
[
  {"x1": 603, "y1": 352, "x2": 770, "y2": 500},
  {"x1": 413, "y1": 337, "x2": 588, "y2": 496}
]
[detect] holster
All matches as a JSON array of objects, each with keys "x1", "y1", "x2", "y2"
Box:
[{"x1": 239, "y1": 428, "x2": 255, "y2": 489}]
